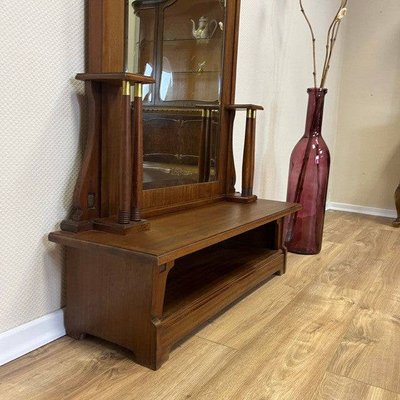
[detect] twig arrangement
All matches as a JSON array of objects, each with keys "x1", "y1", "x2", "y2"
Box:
[{"x1": 300, "y1": 0, "x2": 348, "y2": 88}]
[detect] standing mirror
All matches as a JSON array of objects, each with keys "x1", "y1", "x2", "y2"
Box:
[{"x1": 128, "y1": 0, "x2": 226, "y2": 189}]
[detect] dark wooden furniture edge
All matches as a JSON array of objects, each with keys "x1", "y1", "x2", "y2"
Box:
[
  {"x1": 50, "y1": 200, "x2": 301, "y2": 265},
  {"x1": 226, "y1": 104, "x2": 264, "y2": 111},
  {"x1": 394, "y1": 183, "x2": 400, "y2": 227},
  {"x1": 52, "y1": 199, "x2": 300, "y2": 370},
  {"x1": 225, "y1": 104, "x2": 263, "y2": 202},
  {"x1": 75, "y1": 72, "x2": 156, "y2": 84}
]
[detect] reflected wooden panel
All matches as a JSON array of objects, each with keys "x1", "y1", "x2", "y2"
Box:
[
  {"x1": 143, "y1": 107, "x2": 219, "y2": 189},
  {"x1": 129, "y1": 0, "x2": 225, "y2": 189}
]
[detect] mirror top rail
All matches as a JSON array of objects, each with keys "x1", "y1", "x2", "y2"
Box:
[
  {"x1": 75, "y1": 72, "x2": 155, "y2": 85},
  {"x1": 226, "y1": 104, "x2": 264, "y2": 111}
]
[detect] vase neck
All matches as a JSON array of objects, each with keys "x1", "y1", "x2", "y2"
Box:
[{"x1": 304, "y1": 88, "x2": 327, "y2": 138}]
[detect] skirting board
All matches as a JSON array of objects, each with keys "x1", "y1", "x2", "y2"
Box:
[
  {"x1": 327, "y1": 202, "x2": 397, "y2": 219},
  {"x1": 0, "y1": 309, "x2": 66, "y2": 366}
]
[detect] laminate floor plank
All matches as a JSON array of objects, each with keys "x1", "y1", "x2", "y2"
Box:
[
  {"x1": 0, "y1": 336, "x2": 236, "y2": 400},
  {"x1": 64, "y1": 337, "x2": 236, "y2": 400},
  {"x1": 189, "y1": 283, "x2": 363, "y2": 400},
  {"x1": 318, "y1": 227, "x2": 398, "y2": 291},
  {"x1": 328, "y1": 251, "x2": 400, "y2": 394},
  {"x1": 0, "y1": 337, "x2": 133, "y2": 400},
  {"x1": 328, "y1": 308, "x2": 400, "y2": 395},
  {"x1": 312, "y1": 372, "x2": 400, "y2": 400},
  {"x1": 323, "y1": 211, "x2": 366, "y2": 244},
  {"x1": 197, "y1": 240, "x2": 344, "y2": 349}
]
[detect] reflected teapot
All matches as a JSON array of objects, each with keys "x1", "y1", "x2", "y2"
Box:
[{"x1": 191, "y1": 16, "x2": 218, "y2": 40}]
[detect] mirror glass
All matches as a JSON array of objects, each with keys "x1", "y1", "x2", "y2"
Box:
[{"x1": 128, "y1": 0, "x2": 225, "y2": 189}]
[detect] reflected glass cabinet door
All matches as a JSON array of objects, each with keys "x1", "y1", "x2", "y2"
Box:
[
  {"x1": 160, "y1": 0, "x2": 224, "y2": 104},
  {"x1": 129, "y1": 0, "x2": 225, "y2": 189}
]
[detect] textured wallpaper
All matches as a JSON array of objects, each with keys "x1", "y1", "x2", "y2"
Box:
[
  {"x1": 331, "y1": 0, "x2": 400, "y2": 210},
  {"x1": 0, "y1": 1, "x2": 85, "y2": 333},
  {"x1": 233, "y1": 0, "x2": 345, "y2": 201},
  {"x1": 0, "y1": 0, "x2": 346, "y2": 334}
]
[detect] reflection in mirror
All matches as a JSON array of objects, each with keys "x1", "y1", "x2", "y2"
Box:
[{"x1": 128, "y1": 0, "x2": 225, "y2": 190}]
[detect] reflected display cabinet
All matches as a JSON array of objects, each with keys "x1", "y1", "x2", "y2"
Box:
[{"x1": 49, "y1": 0, "x2": 301, "y2": 370}]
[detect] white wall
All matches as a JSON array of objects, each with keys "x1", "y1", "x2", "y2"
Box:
[
  {"x1": 330, "y1": 0, "x2": 400, "y2": 211},
  {"x1": 233, "y1": 0, "x2": 345, "y2": 202},
  {"x1": 0, "y1": 1, "x2": 85, "y2": 333}
]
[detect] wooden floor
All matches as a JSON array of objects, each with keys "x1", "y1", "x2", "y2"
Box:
[{"x1": 1, "y1": 211, "x2": 399, "y2": 400}]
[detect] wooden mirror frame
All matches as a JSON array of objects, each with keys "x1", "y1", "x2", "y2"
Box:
[{"x1": 89, "y1": 0, "x2": 240, "y2": 218}]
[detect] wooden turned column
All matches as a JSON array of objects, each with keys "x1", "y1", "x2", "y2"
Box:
[
  {"x1": 225, "y1": 104, "x2": 263, "y2": 203},
  {"x1": 118, "y1": 80, "x2": 133, "y2": 224},
  {"x1": 131, "y1": 83, "x2": 144, "y2": 222},
  {"x1": 242, "y1": 109, "x2": 257, "y2": 198},
  {"x1": 227, "y1": 109, "x2": 237, "y2": 194},
  {"x1": 198, "y1": 107, "x2": 213, "y2": 183},
  {"x1": 394, "y1": 184, "x2": 400, "y2": 227}
]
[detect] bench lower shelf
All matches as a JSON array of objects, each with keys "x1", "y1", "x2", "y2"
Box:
[{"x1": 159, "y1": 246, "x2": 285, "y2": 353}]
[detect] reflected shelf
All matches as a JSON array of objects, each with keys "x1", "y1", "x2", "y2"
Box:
[{"x1": 136, "y1": 38, "x2": 222, "y2": 45}]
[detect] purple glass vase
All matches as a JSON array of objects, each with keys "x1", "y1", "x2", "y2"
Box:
[{"x1": 285, "y1": 88, "x2": 331, "y2": 255}]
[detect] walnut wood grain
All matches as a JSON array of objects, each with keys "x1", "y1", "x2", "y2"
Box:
[
  {"x1": 48, "y1": 0, "x2": 304, "y2": 372},
  {"x1": 226, "y1": 104, "x2": 264, "y2": 111},
  {"x1": 118, "y1": 84, "x2": 132, "y2": 224},
  {"x1": 226, "y1": 108, "x2": 237, "y2": 194},
  {"x1": 198, "y1": 109, "x2": 212, "y2": 183},
  {"x1": 226, "y1": 104, "x2": 262, "y2": 202},
  {"x1": 61, "y1": 81, "x2": 101, "y2": 232},
  {"x1": 65, "y1": 248, "x2": 163, "y2": 369},
  {"x1": 73, "y1": 0, "x2": 243, "y2": 219},
  {"x1": 50, "y1": 199, "x2": 301, "y2": 265},
  {"x1": 75, "y1": 72, "x2": 155, "y2": 85},
  {"x1": 241, "y1": 110, "x2": 256, "y2": 197},
  {"x1": 131, "y1": 86, "x2": 144, "y2": 221},
  {"x1": 49, "y1": 199, "x2": 298, "y2": 369},
  {"x1": 52, "y1": 209, "x2": 293, "y2": 369}
]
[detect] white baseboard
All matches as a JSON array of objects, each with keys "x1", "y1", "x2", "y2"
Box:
[
  {"x1": 327, "y1": 202, "x2": 397, "y2": 219},
  {"x1": 0, "y1": 309, "x2": 66, "y2": 366}
]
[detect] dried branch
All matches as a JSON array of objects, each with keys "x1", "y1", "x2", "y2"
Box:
[
  {"x1": 320, "y1": 0, "x2": 348, "y2": 87},
  {"x1": 321, "y1": 0, "x2": 345, "y2": 82},
  {"x1": 299, "y1": 0, "x2": 317, "y2": 88},
  {"x1": 300, "y1": 0, "x2": 348, "y2": 88}
]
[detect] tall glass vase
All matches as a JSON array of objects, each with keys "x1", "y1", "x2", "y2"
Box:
[{"x1": 285, "y1": 88, "x2": 331, "y2": 255}]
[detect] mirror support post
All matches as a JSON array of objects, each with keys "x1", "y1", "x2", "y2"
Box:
[
  {"x1": 118, "y1": 80, "x2": 133, "y2": 224},
  {"x1": 242, "y1": 109, "x2": 257, "y2": 198},
  {"x1": 132, "y1": 83, "x2": 144, "y2": 222},
  {"x1": 199, "y1": 106, "x2": 214, "y2": 183},
  {"x1": 225, "y1": 104, "x2": 263, "y2": 204}
]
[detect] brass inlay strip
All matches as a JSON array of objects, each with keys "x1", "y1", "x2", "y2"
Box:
[
  {"x1": 134, "y1": 83, "x2": 143, "y2": 98},
  {"x1": 122, "y1": 80, "x2": 130, "y2": 96},
  {"x1": 247, "y1": 109, "x2": 257, "y2": 119},
  {"x1": 202, "y1": 109, "x2": 212, "y2": 118}
]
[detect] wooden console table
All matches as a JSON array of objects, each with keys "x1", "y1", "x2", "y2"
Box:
[
  {"x1": 49, "y1": 0, "x2": 301, "y2": 371},
  {"x1": 50, "y1": 199, "x2": 300, "y2": 370}
]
